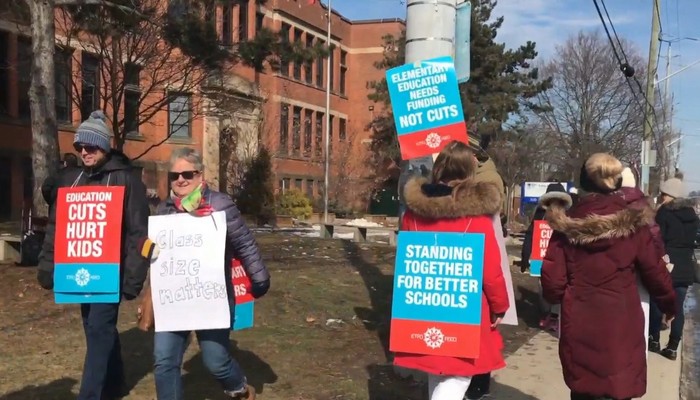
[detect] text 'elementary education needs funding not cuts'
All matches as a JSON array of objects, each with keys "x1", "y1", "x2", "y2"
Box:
[{"x1": 386, "y1": 56, "x2": 468, "y2": 159}]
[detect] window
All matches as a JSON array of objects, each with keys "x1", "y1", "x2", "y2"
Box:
[
  {"x1": 279, "y1": 23, "x2": 290, "y2": 76},
  {"x1": 340, "y1": 50, "x2": 347, "y2": 95},
  {"x1": 55, "y1": 49, "x2": 72, "y2": 123},
  {"x1": 255, "y1": 11, "x2": 264, "y2": 33},
  {"x1": 315, "y1": 40, "x2": 324, "y2": 86},
  {"x1": 303, "y1": 109, "x2": 312, "y2": 157},
  {"x1": 282, "y1": 177, "x2": 291, "y2": 193},
  {"x1": 293, "y1": 28, "x2": 302, "y2": 80},
  {"x1": 124, "y1": 63, "x2": 141, "y2": 134},
  {"x1": 222, "y1": 3, "x2": 232, "y2": 45},
  {"x1": 314, "y1": 111, "x2": 323, "y2": 158},
  {"x1": 279, "y1": 103, "x2": 289, "y2": 154},
  {"x1": 80, "y1": 53, "x2": 101, "y2": 121},
  {"x1": 0, "y1": 32, "x2": 8, "y2": 115},
  {"x1": 339, "y1": 118, "x2": 346, "y2": 141},
  {"x1": 295, "y1": 178, "x2": 303, "y2": 190},
  {"x1": 292, "y1": 106, "x2": 301, "y2": 155},
  {"x1": 304, "y1": 35, "x2": 314, "y2": 84},
  {"x1": 306, "y1": 179, "x2": 314, "y2": 198},
  {"x1": 168, "y1": 93, "x2": 191, "y2": 138},
  {"x1": 328, "y1": 115, "x2": 334, "y2": 160},
  {"x1": 17, "y1": 37, "x2": 32, "y2": 119},
  {"x1": 238, "y1": 0, "x2": 249, "y2": 40},
  {"x1": 329, "y1": 47, "x2": 335, "y2": 92}
]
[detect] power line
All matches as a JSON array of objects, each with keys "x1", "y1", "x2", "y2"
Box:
[{"x1": 593, "y1": 0, "x2": 664, "y2": 153}]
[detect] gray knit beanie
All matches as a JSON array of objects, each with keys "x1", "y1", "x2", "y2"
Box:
[{"x1": 74, "y1": 110, "x2": 112, "y2": 152}]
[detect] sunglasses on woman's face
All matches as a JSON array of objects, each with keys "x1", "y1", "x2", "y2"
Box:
[
  {"x1": 168, "y1": 170, "x2": 200, "y2": 181},
  {"x1": 73, "y1": 143, "x2": 101, "y2": 153}
]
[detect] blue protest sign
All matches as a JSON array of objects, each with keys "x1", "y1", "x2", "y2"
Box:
[{"x1": 386, "y1": 56, "x2": 468, "y2": 159}]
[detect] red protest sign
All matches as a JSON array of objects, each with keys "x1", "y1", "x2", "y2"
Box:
[
  {"x1": 531, "y1": 220, "x2": 553, "y2": 261},
  {"x1": 231, "y1": 259, "x2": 254, "y2": 303},
  {"x1": 54, "y1": 186, "x2": 125, "y2": 264}
]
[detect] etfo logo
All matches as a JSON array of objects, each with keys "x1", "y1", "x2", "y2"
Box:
[
  {"x1": 425, "y1": 132, "x2": 442, "y2": 149},
  {"x1": 67, "y1": 268, "x2": 100, "y2": 287},
  {"x1": 410, "y1": 327, "x2": 457, "y2": 349}
]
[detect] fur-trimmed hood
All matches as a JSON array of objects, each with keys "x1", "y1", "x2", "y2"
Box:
[
  {"x1": 544, "y1": 193, "x2": 654, "y2": 245},
  {"x1": 662, "y1": 197, "x2": 696, "y2": 211},
  {"x1": 403, "y1": 177, "x2": 502, "y2": 219}
]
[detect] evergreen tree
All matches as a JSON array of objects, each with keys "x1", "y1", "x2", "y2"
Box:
[
  {"x1": 236, "y1": 147, "x2": 275, "y2": 225},
  {"x1": 367, "y1": 0, "x2": 551, "y2": 166}
]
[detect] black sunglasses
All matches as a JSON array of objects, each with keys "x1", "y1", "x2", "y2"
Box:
[
  {"x1": 73, "y1": 143, "x2": 101, "y2": 153},
  {"x1": 168, "y1": 170, "x2": 200, "y2": 181}
]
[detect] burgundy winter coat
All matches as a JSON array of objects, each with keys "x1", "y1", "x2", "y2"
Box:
[{"x1": 541, "y1": 193, "x2": 676, "y2": 399}]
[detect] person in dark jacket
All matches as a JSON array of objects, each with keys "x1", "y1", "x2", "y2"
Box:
[
  {"x1": 541, "y1": 153, "x2": 676, "y2": 400},
  {"x1": 521, "y1": 183, "x2": 567, "y2": 273},
  {"x1": 41, "y1": 152, "x2": 79, "y2": 216},
  {"x1": 37, "y1": 110, "x2": 152, "y2": 400},
  {"x1": 649, "y1": 177, "x2": 699, "y2": 360},
  {"x1": 152, "y1": 147, "x2": 269, "y2": 400}
]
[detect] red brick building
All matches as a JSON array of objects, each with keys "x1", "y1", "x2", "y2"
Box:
[{"x1": 0, "y1": 1, "x2": 403, "y2": 220}]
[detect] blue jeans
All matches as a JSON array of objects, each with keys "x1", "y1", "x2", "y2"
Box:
[
  {"x1": 78, "y1": 302, "x2": 125, "y2": 400},
  {"x1": 650, "y1": 285, "x2": 688, "y2": 348},
  {"x1": 154, "y1": 329, "x2": 246, "y2": 400}
]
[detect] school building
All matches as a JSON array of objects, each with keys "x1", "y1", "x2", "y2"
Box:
[{"x1": 0, "y1": 1, "x2": 403, "y2": 221}]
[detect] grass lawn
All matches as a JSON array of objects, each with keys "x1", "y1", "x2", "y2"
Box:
[{"x1": 0, "y1": 233, "x2": 542, "y2": 400}]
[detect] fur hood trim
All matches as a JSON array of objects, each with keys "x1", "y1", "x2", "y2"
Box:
[
  {"x1": 664, "y1": 198, "x2": 696, "y2": 210},
  {"x1": 545, "y1": 202, "x2": 654, "y2": 245},
  {"x1": 403, "y1": 177, "x2": 502, "y2": 219},
  {"x1": 539, "y1": 192, "x2": 573, "y2": 210}
]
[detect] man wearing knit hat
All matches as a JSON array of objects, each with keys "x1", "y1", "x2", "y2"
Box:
[{"x1": 38, "y1": 110, "x2": 153, "y2": 400}]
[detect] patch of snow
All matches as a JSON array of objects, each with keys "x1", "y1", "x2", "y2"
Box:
[{"x1": 345, "y1": 218, "x2": 383, "y2": 228}]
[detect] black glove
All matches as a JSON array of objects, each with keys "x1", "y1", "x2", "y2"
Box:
[
  {"x1": 251, "y1": 279, "x2": 270, "y2": 299},
  {"x1": 37, "y1": 269, "x2": 54, "y2": 290}
]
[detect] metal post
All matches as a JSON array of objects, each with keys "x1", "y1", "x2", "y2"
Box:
[
  {"x1": 323, "y1": 0, "x2": 332, "y2": 223},
  {"x1": 397, "y1": 0, "x2": 458, "y2": 223},
  {"x1": 641, "y1": 0, "x2": 661, "y2": 194},
  {"x1": 663, "y1": 43, "x2": 671, "y2": 180}
]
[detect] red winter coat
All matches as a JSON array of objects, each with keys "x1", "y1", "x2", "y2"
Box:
[
  {"x1": 541, "y1": 193, "x2": 676, "y2": 399},
  {"x1": 618, "y1": 187, "x2": 664, "y2": 253},
  {"x1": 393, "y1": 177, "x2": 510, "y2": 377}
]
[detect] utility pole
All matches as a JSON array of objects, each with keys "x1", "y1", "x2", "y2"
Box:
[
  {"x1": 397, "y1": 0, "x2": 458, "y2": 220},
  {"x1": 641, "y1": 0, "x2": 661, "y2": 194},
  {"x1": 663, "y1": 42, "x2": 671, "y2": 180}
]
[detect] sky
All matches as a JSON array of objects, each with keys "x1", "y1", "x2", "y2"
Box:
[{"x1": 328, "y1": 0, "x2": 700, "y2": 190}]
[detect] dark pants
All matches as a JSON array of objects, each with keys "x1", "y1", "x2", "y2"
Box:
[
  {"x1": 571, "y1": 393, "x2": 630, "y2": 400},
  {"x1": 465, "y1": 373, "x2": 490, "y2": 398},
  {"x1": 650, "y1": 285, "x2": 688, "y2": 348},
  {"x1": 78, "y1": 303, "x2": 125, "y2": 400}
]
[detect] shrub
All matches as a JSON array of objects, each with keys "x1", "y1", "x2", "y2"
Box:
[
  {"x1": 235, "y1": 148, "x2": 275, "y2": 225},
  {"x1": 276, "y1": 189, "x2": 313, "y2": 219}
]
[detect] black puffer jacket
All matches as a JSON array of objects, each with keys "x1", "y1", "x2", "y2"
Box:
[
  {"x1": 656, "y1": 198, "x2": 700, "y2": 286},
  {"x1": 157, "y1": 188, "x2": 270, "y2": 303},
  {"x1": 38, "y1": 150, "x2": 151, "y2": 299}
]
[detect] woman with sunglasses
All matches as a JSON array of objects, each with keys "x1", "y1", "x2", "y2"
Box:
[
  {"x1": 150, "y1": 147, "x2": 270, "y2": 400},
  {"x1": 37, "y1": 110, "x2": 152, "y2": 400}
]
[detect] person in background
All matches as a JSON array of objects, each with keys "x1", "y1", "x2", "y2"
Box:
[
  {"x1": 396, "y1": 140, "x2": 510, "y2": 400},
  {"x1": 541, "y1": 153, "x2": 676, "y2": 400},
  {"x1": 152, "y1": 148, "x2": 270, "y2": 400},
  {"x1": 521, "y1": 183, "x2": 571, "y2": 332},
  {"x1": 41, "y1": 152, "x2": 79, "y2": 216},
  {"x1": 37, "y1": 110, "x2": 153, "y2": 400},
  {"x1": 464, "y1": 134, "x2": 508, "y2": 400},
  {"x1": 648, "y1": 177, "x2": 699, "y2": 360}
]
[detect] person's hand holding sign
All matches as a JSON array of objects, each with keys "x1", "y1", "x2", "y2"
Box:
[{"x1": 490, "y1": 312, "x2": 505, "y2": 329}]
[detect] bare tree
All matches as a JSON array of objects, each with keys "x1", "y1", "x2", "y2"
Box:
[
  {"x1": 55, "y1": 1, "x2": 233, "y2": 156},
  {"x1": 528, "y1": 31, "x2": 655, "y2": 177}
]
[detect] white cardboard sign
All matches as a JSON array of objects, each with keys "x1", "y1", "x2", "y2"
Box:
[{"x1": 148, "y1": 211, "x2": 231, "y2": 332}]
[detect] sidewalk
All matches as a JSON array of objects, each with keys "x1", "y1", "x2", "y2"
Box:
[{"x1": 492, "y1": 329, "x2": 681, "y2": 399}]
